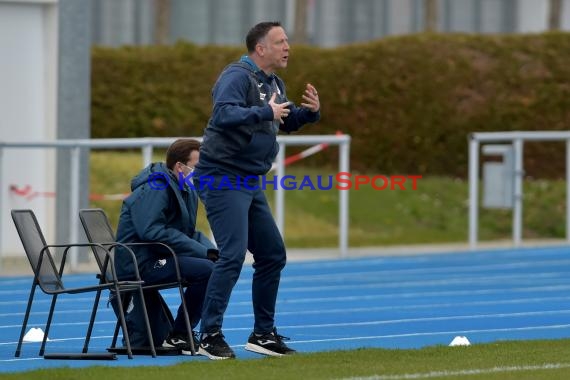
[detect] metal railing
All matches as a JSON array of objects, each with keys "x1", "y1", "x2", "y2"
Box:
[
  {"x1": 0, "y1": 134, "x2": 351, "y2": 270},
  {"x1": 468, "y1": 131, "x2": 570, "y2": 249}
]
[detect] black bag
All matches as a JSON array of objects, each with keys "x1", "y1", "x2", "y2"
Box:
[{"x1": 109, "y1": 289, "x2": 174, "y2": 347}]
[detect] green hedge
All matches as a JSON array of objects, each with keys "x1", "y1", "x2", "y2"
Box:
[{"x1": 92, "y1": 32, "x2": 570, "y2": 178}]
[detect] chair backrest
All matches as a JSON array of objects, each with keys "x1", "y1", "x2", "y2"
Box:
[
  {"x1": 79, "y1": 208, "x2": 117, "y2": 281},
  {"x1": 11, "y1": 209, "x2": 62, "y2": 292}
]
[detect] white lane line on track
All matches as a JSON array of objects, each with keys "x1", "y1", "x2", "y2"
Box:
[
  {"x1": 291, "y1": 324, "x2": 570, "y2": 344},
  {"x1": 3, "y1": 323, "x2": 570, "y2": 347},
  {"x1": 5, "y1": 282, "x2": 570, "y2": 308},
  {"x1": 3, "y1": 307, "x2": 570, "y2": 331}
]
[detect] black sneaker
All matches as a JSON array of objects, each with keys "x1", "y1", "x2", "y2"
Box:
[
  {"x1": 162, "y1": 331, "x2": 200, "y2": 356},
  {"x1": 244, "y1": 328, "x2": 296, "y2": 357},
  {"x1": 198, "y1": 331, "x2": 236, "y2": 360}
]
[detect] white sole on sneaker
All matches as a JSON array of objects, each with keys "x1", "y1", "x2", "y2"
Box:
[
  {"x1": 244, "y1": 342, "x2": 285, "y2": 357},
  {"x1": 198, "y1": 347, "x2": 234, "y2": 360}
]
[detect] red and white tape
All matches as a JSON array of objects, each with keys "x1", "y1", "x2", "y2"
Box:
[
  {"x1": 9, "y1": 184, "x2": 129, "y2": 202},
  {"x1": 269, "y1": 141, "x2": 330, "y2": 172}
]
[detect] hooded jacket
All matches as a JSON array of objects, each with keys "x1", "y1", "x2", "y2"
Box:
[
  {"x1": 197, "y1": 56, "x2": 320, "y2": 177},
  {"x1": 114, "y1": 162, "x2": 213, "y2": 279}
]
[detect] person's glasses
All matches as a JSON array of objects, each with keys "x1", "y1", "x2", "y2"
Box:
[{"x1": 178, "y1": 162, "x2": 194, "y2": 174}]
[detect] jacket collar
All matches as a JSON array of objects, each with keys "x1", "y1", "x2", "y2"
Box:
[{"x1": 239, "y1": 55, "x2": 276, "y2": 81}]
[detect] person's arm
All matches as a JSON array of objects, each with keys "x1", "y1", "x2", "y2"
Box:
[
  {"x1": 280, "y1": 105, "x2": 320, "y2": 133},
  {"x1": 211, "y1": 70, "x2": 274, "y2": 128},
  {"x1": 280, "y1": 82, "x2": 320, "y2": 133},
  {"x1": 129, "y1": 187, "x2": 209, "y2": 259},
  {"x1": 180, "y1": 230, "x2": 219, "y2": 262}
]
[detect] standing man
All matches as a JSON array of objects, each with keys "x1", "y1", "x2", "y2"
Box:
[{"x1": 194, "y1": 21, "x2": 320, "y2": 360}]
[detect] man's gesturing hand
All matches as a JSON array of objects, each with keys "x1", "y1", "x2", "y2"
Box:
[
  {"x1": 301, "y1": 83, "x2": 320, "y2": 112},
  {"x1": 269, "y1": 93, "x2": 292, "y2": 124}
]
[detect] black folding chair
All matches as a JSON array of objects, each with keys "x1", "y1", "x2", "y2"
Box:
[
  {"x1": 78, "y1": 208, "x2": 195, "y2": 356},
  {"x1": 11, "y1": 209, "x2": 145, "y2": 359}
]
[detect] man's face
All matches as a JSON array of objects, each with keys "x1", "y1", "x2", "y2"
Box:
[
  {"x1": 176, "y1": 149, "x2": 199, "y2": 176},
  {"x1": 258, "y1": 26, "x2": 290, "y2": 72},
  {"x1": 187, "y1": 149, "x2": 199, "y2": 169}
]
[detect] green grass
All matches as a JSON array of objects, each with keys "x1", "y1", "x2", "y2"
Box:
[
  {"x1": 89, "y1": 151, "x2": 567, "y2": 248},
  {"x1": 5, "y1": 339, "x2": 570, "y2": 379}
]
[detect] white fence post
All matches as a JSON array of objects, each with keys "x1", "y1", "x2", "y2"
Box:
[
  {"x1": 69, "y1": 145, "x2": 81, "y2": 269},
  {"x1": 142, "y1": 142, "x2": 153, "y2": 167},
  {"x1": 468, "y1": 136, "x2": 480, "y2": 250},
  {"x1": 339, "y1": 136, "x2": 350, "y2": 258},
  {"x1": 512, "y1": 138, "x2": 524, "y2": 247},
  {"x1": 275, "y1": 141, "x2": 286, "y2": 236}
]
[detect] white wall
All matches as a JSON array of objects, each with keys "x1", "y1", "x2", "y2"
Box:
[
  {"x1": 390, "y1": 0, "x2": 415, "y2": 36},
  {"x1": 517, "y1": 0, "x2": 549, "y2": 32},
  {"x1": 0, "y1": 0, "x2": 58, "y2": 256},
  {"x1": 562, "y1": 0, "x2": 570, "y2": 29}
]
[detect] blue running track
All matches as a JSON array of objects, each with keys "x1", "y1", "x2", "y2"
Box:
[{"x1": 1, "y1": 245, "x2": 570, "y2": 373}]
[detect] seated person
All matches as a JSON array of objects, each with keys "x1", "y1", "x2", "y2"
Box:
[{"x1": 115, "y1": 138, "x2": 217, "y2": 355}]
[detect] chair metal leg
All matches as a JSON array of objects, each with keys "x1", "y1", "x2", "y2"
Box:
[
  {"x1": 110, "y1": 293, "x2": 128, "y2": 350},
  {"x1": 111, "y1": 319, "x2": 121, "y2": 349},
  {"x1": 82, "y1": 289, "x2": 103, "y2": 353},
  {"x1": 113, "y1": 288, "x2": 133, "y2": 359},
  {"x1": 137, "y1": 288, "x2": 157, "y2": 358},
  {"x1": 39, "y1": 293, "x2": 58, "y2": 356},
  {"x1": 111, "y1": 293, "x2": 131, "y2": 348},
  {"x1": 178, "y1": 284, "x2": 195, "y2": 355},
  {"x1": 15, "y1": 282, "x2": 37, "y2": 357}
]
